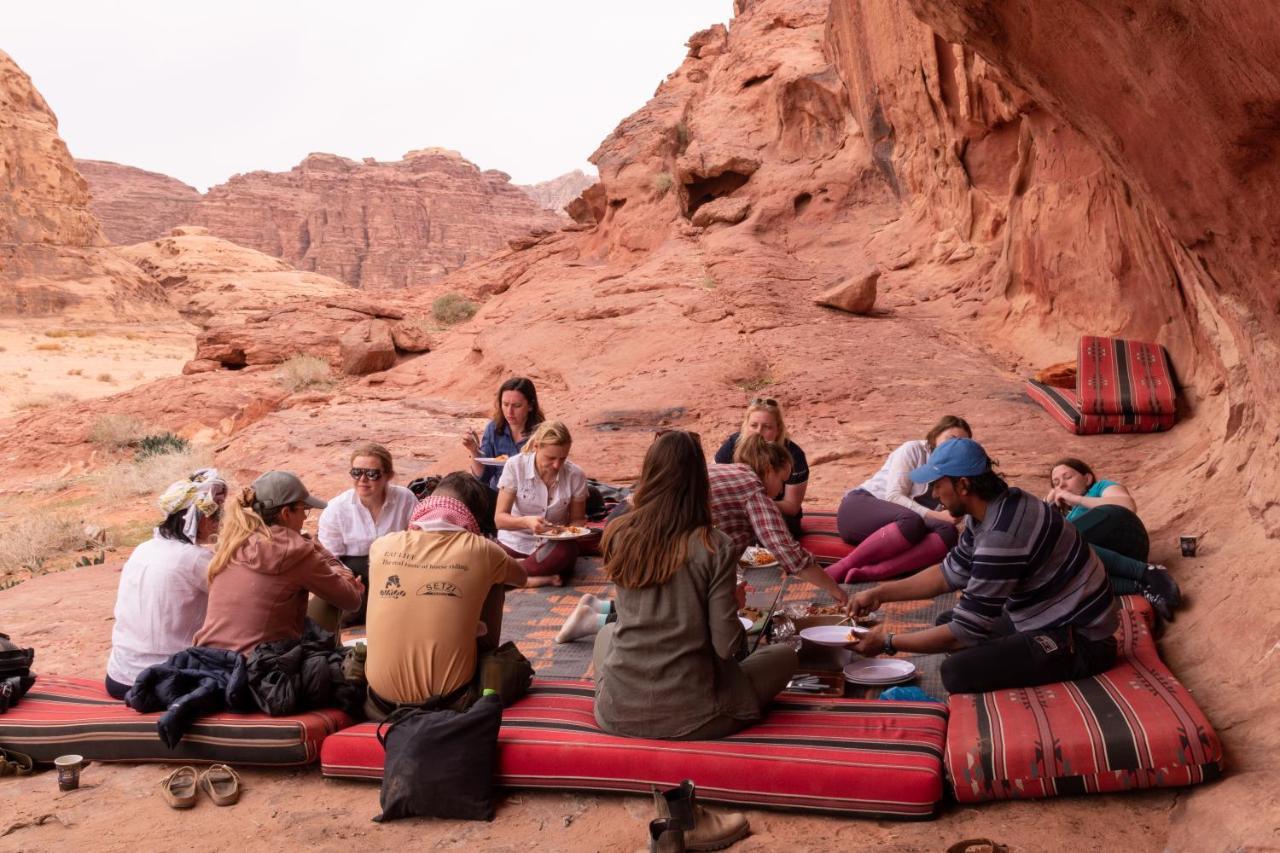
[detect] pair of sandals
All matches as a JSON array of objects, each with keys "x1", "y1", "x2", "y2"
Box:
[
  {"x1": 0, "y1": 748, "x2": 34, "y2": 777},
  {"x1": 160, "y1": 764, "x2": 241, "y2": 808}
]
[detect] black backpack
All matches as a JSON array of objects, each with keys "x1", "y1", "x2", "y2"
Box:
[{"x1": 0, "y1": 633, "x2": 36, "y2": 713}]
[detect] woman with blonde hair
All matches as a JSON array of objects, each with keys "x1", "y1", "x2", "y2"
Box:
[
  {"x1": 826, "y1": 415, "x2": 973, "y2": 584},
  {"x1": 713, "y1": 397, "x2": 808, "y2": 537},
  {"x1": 195, "y1": 471, "x2": 363, "y2": 654},
  {"x1": 494, "y1": 421, "x2": 589, "y2": 587},
  {"x1": 594, "y1": 431, "x2": 797, "y2": 740},
  {"x1": 316, "y1": 442, "x2": 416, "y2": 624}
]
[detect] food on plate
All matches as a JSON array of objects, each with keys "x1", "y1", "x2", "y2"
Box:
[
  {"x1": 494, "y1": 454, "x2": 509, "y2": 462},
  {"x1": 543, "y1": 524, "x2": 590, "y2": 537},
  {"x1": 739, "y1": 606, "x2": 763, "y2": 623},
  {"x1": 739, "y1": 547, "x2": 776, "y2": 566}
]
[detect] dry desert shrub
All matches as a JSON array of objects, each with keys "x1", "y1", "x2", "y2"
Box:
[
  {"x1": 275, "y1": 354, "x2": 333, "y2": 393},
  {"x1": 432, "y1": 293, "x2": 477, "y2": 325},
  {"x1": 44, "y1": 328, "x2": 97, "y2": 338},
  {"x1": 0, "y1": 512, "x2": 85, "y2": 573},
  {"x1": 96, "y1": 372, "x2": 114, "y2": 382},
  {"x1": 653, "y1": 172, "x2": 673, "y2": 196},
  {"x1": 13, "y1": 392, "x2": 74, "y2": 410},
  {"x1": 88, "y1": 413, "x2": 153, "y2": 449},
  {"x1": 97, "y1": 444, "x2": 213, "y2": 498},
  {"x1": 34, "y1": 342, "x2": 63, "y2": 351}
]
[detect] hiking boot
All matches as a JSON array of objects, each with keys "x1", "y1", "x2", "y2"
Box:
[
  {"x1": 1143, "y1": 589, "x2": 1176, "y2": 624},
  {"x1": 1142, "y1": 565, "x2": 1182, "y2": 608},
  {"x1": 654, "y1": 780, "x2": 749, "y2": 851},
  {"x1": 649, "y1": 818, "x2": 686, "y2": 853}
]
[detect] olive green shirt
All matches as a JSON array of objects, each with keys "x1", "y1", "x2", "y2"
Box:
[{"x1": 594, "y1": 529, "x2": 761, "y2": 738}]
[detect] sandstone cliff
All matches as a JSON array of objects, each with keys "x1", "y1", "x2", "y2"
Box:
[
  {"x1": 76, "y1": 159, "x2": 201, "y2": 245},
  {"x1": 0, "y1": 51, "x2": 172, "y2": 320},
  {"x1": 184, "y1": 149, "x2": 565, "y2": 289},
  {"x1": 518, "y1": 169, "x2": 596, "y2": 214}
]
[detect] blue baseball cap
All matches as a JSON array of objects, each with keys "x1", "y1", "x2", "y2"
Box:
[{"x1": 909, "y1": 438, "x2": 992, "y2": 484}]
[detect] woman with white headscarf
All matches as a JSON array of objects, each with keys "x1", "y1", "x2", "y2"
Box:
[{"x1": 103, "y1": 468, "x2": 227, "y2": 699}]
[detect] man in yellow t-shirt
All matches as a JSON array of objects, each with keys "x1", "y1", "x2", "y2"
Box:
[{"x1": 364, "y1": 473, "x2": 526, "y2": 715}]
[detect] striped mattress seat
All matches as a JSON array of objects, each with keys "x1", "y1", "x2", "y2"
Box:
[
  {"x1": 0, "y1": 675, "x2": 353, "y2": 765},
  {"x1": 797, "y1": 511, "x2": 852, "y2": 566},
  {"x1": 945, "y1": 596, "x2": 1223, "y2": 802},
  {"x1": 322, "y1": 680, "x2": 950, "y2": 819}
]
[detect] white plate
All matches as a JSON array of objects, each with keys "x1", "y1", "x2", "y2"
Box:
[
  {"x1": 474, "y1": 456, "x2": 510, "y2": 467},
  {"x1": 799, "y1": 624, "x2": 870, "y2": 647},
  {"x1": 738, "y1": 546, "x2": 780, "y2": 569},
  {"x1": 739, "y1": 615, "x2": 754, "y2": 631},
  {"x1": 842, "y1": 658, "x2": 917, "y2": 685},
  {"x1": 534, "y1": 526, "x2": 596, "y2": 541},
  {"x1": 343, "y1": 638, "x2": 366, "y2": 649}
]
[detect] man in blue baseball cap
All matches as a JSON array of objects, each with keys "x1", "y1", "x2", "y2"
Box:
[{"x1": 848, "y1": 438, "x2": 1118, "y2": 693}]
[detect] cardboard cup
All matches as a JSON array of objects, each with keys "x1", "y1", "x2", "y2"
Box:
[
  {"x1": 1179, "y1": 535, "x2": 1198, "y2": 557},
  {"x1": 55, "y1": 754, "x2": 83, "y2": 791}
]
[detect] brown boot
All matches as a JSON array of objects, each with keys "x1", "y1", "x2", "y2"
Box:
[
  {"x1": 653, "y1": 780, "x2": 749, "y2": 851},
  {"x1": 649, "y1": 818, "x2": 686, "y2": 852}
]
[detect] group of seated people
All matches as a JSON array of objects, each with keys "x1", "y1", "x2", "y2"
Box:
[{"x1": 103, "y1": 375, "x2": 1185, "y2": 745}]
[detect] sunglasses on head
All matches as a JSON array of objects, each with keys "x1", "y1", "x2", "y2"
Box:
[
  {"x1": 350, "y1": 467, "x2": 383, "y2": 481},
  {"x1": 750, "y1": 397, "x2": 778, "y2": 407}
]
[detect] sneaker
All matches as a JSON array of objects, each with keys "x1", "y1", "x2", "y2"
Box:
[
  {"x1": 1143, "y1": 589, "x2": 1175, "y2": 623},
  {"x1": 1142, "y1": 565, "x2": 1182, "y2": 608}
]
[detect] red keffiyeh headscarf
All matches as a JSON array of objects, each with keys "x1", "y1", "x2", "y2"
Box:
[{"x1": 410, "y1": 495, "x2": 481, "y2": 535}]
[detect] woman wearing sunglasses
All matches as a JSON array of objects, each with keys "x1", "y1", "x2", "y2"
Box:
[
  {"x1": 713, "y1": 397, "x2": 808, "y2": 537},
  {"x1": 316, "y1": 443, "x2": 416, "y2": 624}
]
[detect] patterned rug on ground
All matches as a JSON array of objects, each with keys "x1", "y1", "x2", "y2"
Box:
[
  {"x1": 343, "y1": 556, "x2": 957, "y2": 700},
  {"x1": 494, "y1": 557, "x2": 958, "y2": 701}
]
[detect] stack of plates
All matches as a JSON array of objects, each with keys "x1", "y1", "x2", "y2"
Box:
[{"x1": 842, "y1": 658, "x2": 916, "y2": 686}]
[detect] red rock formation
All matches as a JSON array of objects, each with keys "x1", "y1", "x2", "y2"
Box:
[
  {"x1": 0, "y1": 51, "x2": 171, "y2": 320},
  {"x1": 518, "y1": 169, "x2": 596, "y2": 214},
  {"x1": 117, "y1": 226, "x2": 353, "y2": 326},
  {"x1": 76, "y1": 159, "x2": 201, "y2": 245},
  {"x1": 187, "y1": 149, "x2": 565, "y2": 289}
]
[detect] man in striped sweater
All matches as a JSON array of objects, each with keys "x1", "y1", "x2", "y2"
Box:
[{"x1": 849, "y1": 438, "x2": 1118, "y2": 693}]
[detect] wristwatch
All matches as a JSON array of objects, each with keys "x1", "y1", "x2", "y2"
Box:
[{"x1": 882, "y1": 631, "x2": 898, "y2": 656}]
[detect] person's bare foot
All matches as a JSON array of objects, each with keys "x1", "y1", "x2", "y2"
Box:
[
  {"x1": 556, "y1": 600, "x2": 605, "y2": 643},
  {"x1": 525, "y1": 574, "x2": 562, "y2": 588}
]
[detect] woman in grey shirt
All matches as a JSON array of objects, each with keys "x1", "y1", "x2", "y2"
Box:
[{"x1": 592, "y1": 431, "x2": 798, "y2": 740}]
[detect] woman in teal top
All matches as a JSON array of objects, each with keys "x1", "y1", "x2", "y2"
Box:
[{"x1": 1048, "y1": 458, "x2": 1181, "y2": 620}]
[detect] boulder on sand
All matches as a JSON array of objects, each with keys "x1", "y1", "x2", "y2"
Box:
[
  {"x1": 816, "y1": 269, "x2": 878, "y2": 315},
  {"x1": 339, "y1": 319, "x2": 397, "y2": 376}
]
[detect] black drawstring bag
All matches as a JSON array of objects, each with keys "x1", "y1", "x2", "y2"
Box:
[
  {"x1": 0, "y1": 633, "x2": 35, "y2": 714},
  {"x1": 374, "y1": 691, "x2": 503, "y2": 822}
]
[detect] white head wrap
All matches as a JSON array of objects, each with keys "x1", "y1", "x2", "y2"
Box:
[{"x1": 157, "y1": 468, "x2": 227, "y2": 541}]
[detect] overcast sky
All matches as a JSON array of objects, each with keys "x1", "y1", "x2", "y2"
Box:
[{"x1": 4, "y1": 1, "x2": 728, "y2": 191}]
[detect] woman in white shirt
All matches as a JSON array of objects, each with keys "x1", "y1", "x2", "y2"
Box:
[
  {"x1": 826, "y1": 416, "x2": 972, "y2": 584},
  {"x1": 315, "y1": 442, "x2": 417, "y2": 624},
  {"x1": 104, "y1": 469, "x2": 227, "y2": 699},
  {"x1": 495, "y1": 421, "x2": 589, "y2": 588}
]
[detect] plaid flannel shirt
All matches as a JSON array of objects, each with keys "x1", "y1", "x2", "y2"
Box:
[{"x1": 708, "y1": 464, "x2": 811, "y2": 576}]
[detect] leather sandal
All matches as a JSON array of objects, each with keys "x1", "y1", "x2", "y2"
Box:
[
  {"x1": 198, "y1": 764, "x2": 241, "y2": 806},
  {"x1": 161, "y1": 766, "x2": 198, "y2": 809},
  {"x1": 0, "y1": 748, "x2": 34, "y2": 777}
]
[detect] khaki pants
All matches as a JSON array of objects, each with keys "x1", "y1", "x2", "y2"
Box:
[{"x1": 592, "y1": 623, "x2": 798, "y2": 740}]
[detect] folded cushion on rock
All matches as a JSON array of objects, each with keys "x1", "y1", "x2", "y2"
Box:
[
  {"x1": 0, "y1": 675, "x2": 352, "y2": 765},
  {"x1": 322, "y1": 679, "x2": 949, "y2": 819},
  {"x1": 945, "y1": 595, "x2": 1223, "y2": 802},
  {"x1": 797, "y1": 511, "x2": 853, "y2": 566}
]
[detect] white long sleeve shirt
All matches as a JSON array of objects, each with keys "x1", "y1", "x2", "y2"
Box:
[
  {"x1": 106, "y1": 535, "x2": 211, "y2": 686},
  {"x1": 316, "y1": 485, "x2": 417, "y2": 558},
  {"x1": 852, "y1": 440, "x2": 932, "y2": 517}
]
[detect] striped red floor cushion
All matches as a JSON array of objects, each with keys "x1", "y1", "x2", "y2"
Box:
[
  {"x1": 322, "y1": 680, "x2": 949, "y2": 819},
  {"x1": 798, "y1": 511, "x2": 852, "y2": 566},
  {"x1": 0, "y1": 675, "x2": 353, "y2": 765},
  {"x1": 1025, "y1": 337, "x2": 1177, "y2": 434},
  {"x1": 946, "y1": 596, "x2": 1223, "y2": 802}
]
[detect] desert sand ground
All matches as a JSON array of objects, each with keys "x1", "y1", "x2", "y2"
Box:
[{"x1": 0, "y1": 321, "x2": 193, "y2": 418}]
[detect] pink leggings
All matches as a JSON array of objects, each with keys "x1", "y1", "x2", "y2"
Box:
[{"x1": 501, "y1": 540, "x2": 580, "y2": 579}]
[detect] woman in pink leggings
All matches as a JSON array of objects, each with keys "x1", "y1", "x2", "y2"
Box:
[{"x1": 826, "y1": 416, "x2": 971, "y2": 584}]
